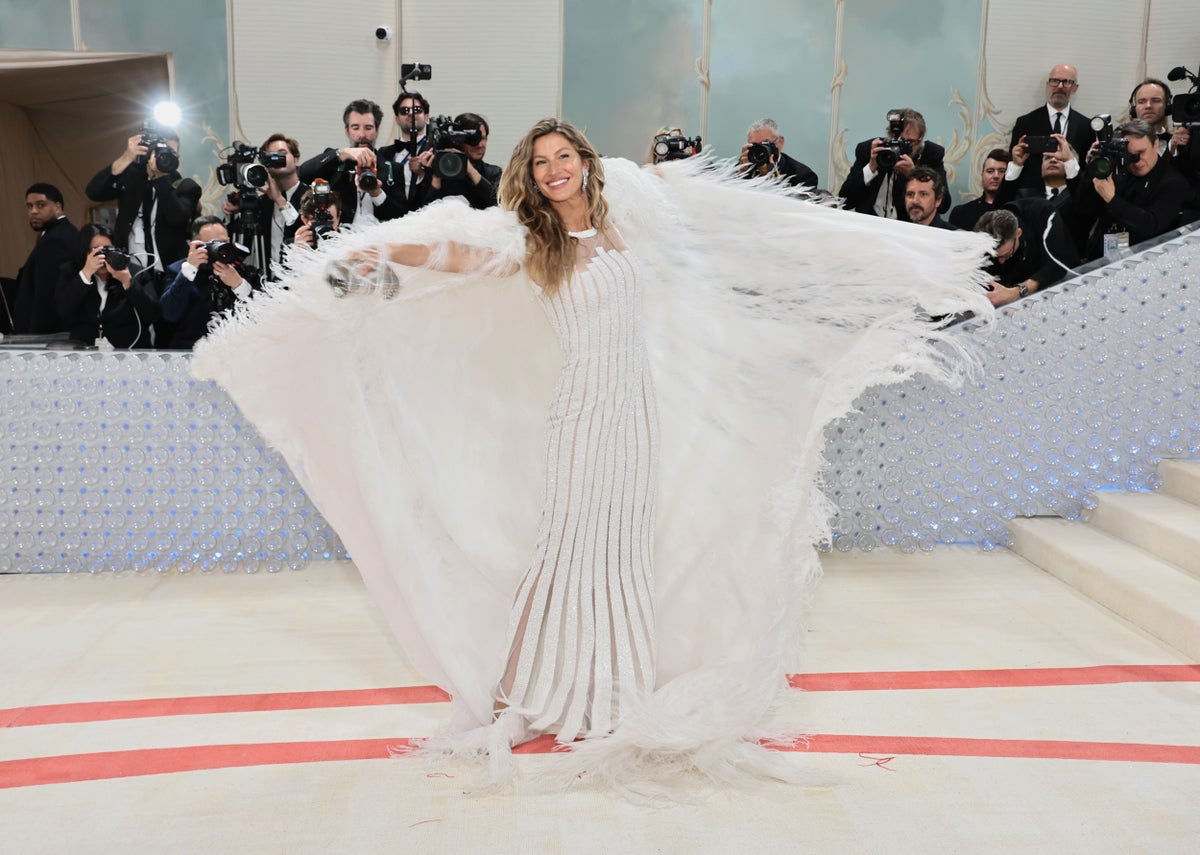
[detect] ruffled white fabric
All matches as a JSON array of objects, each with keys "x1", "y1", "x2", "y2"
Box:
[{"x1": 192, "y1": 156, "x2": 993, "y2": 792}]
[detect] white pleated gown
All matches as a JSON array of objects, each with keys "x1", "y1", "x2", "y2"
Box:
[{"x1": 498, "y1": 230, "x2": 658, "y2": 741}]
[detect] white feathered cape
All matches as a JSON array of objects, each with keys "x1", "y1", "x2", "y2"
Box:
[{"x1": 192, "y1": 157, "x2": 993, "y2": 788}]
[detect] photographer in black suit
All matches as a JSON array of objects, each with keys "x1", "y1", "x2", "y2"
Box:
[
  {"x1": 221, "y1": 133, "x2": 308, "y2": 279},
  {"x1": 159, "y1": 216, "x2": 262, "y2": 349},
  {"x1": 839, "y1": 108, "x2": 949, "y2": 220},
  {"x1": 376, "y1": 91, "x2": 435, "y2": 214},
  {"x1": 1075, "y1": 119, "x2": 1192, "y2": 260},
  {"x1": 297, "y1": 100, "x2": 405, "y2": 227},
  {"x1": 737, "y1": 118, "x2": 819, "y2": 190},
  {"x1": 416, "y1": 112, "x2": 503, "y2": 210},
  {"x1": 1008, "y1": 64, "x2": 1096, "y2": 193},
  {"x1": 56, "y1": 224, "x2": 157, "y2": 348},
  {"x1": 84, "y1": 126, "x2": 201, "y2": 271},
  {"x1": 975, "y1": 202, "x2": 1079, "y2": 307}
]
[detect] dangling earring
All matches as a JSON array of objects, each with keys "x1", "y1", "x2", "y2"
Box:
[
  {"x1": 582, "y1": 166, "x2": 590, "y2": 191},
  {"x1": 532, "y1": 181, "x2": 541, "y2": 196}
]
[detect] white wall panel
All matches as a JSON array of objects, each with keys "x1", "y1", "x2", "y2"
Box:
[
  {"x1": 1147, "y1": 0, "x2": 1200, "y2": 104},
  {"x1": 398, "y1": 0, "x2": 562, "y2": 168},
  {"x1": 983, "y1": 0, "x2": 1146, "y2": 133},
  {"x1": 229, "y1": 0, "x2": 401, "y2": 164}
]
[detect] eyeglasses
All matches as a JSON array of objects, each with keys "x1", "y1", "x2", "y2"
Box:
[
  {"x1": 1047, "y1": 78, "x2": 1076, "y2": 87},
  {"x1": 397, "y1": 106, "x2": 426, "y2": 115}
]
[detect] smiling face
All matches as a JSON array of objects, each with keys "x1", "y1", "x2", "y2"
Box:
[{"x1": 531, "y1": 132, "x2": 585, "y2": 204}]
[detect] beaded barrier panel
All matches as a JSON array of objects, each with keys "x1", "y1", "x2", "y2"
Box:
[
  {"x1": 824, "y1": 229, "x2": 1200, "y2": 553},
  {"x1": 3, "y1": 229, "x2": 1197, "y2": 572}
]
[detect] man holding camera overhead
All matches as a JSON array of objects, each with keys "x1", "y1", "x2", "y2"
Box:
[
  {"x1": 737, "y1": 119, "x2": 818, "y2": 190},
  {"x1": 839, "y1": 108, "x2": 948, "y2": 221},
  {"x1": 85, "y1": 126, "x2": 201, "y2": 271},
  {"x1": 158, "y1": 216, "x2": 262, "y2": 349},
  {"x1": 1074, "y1": 118, "x2": 1192, "y2": 260},
  {"x1": 297, "y1": 99, "x2": 405, "y2": 227},
  {"x1": 377, "y1": 90, "x2": 436, "y2": 214}
]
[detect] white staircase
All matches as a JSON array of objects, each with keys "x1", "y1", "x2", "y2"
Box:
[{"x1": 1008, "y1": 459, "x2": 1200, "y2": 660}]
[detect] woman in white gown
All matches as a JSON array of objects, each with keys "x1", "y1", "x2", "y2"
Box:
[{"x1": 194, "y1": 118, "x2": 994, "y2": 788}]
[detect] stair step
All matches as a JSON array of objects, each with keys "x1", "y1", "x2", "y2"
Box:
[
  {"x1": 1009, "y1": 517, "x2": 1200, "y2": 660},
  {"x1": 1159, "y1": 458, "x2": 1200, "y2": 507},
  {"x1": 1083, "y1": 491, "x2": 1200, "y2": 581}
]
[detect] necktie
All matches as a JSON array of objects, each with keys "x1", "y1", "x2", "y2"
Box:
[
  {"x1": 1049, "y1": 187, "x2": 1059, "y2": 198},
  {"x1": 1053, "y1": 112, "x2": 1063, "y2": 135}
]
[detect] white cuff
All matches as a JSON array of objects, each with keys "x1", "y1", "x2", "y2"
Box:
[
  {"x1": 862, "y1": 164, "x2": 877, "y2": 184},
  {"x1": 1063, "y1": 158, "x2": 1080, "y2": 180},
  {"x1": 181, "y1": 261, "x2": 199, "y2": 281},
  {"x1": 1005, "y1": 162, "x2": 1024, "y2": 180},
  {"x1": 233, "y1": 279, "x2": 253, "y2": 300}
]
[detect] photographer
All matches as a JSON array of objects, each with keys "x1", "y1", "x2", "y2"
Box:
[
  {"x1": 159, "y1": 216, "x2": 261, "y2": 349},
  {"x1": 839, "y1": 108, "x2": 949, "y2": 220},
  {"x1": 1075, "y1": 119, "x2": 1192, "y2": 260},
  {"x1": 974, "y1": 203, "x2": 1079, "y2": 308},
  {"x1": 737, "y1": 119, "x2": 818, "y2": 190},
  {"x1": 222, "y1": 133, "x2": 309, "y2": 279},
  {"x1": 55, "y1": 224, "x2": 157, "y2": 348},
  {"x1": 84, "y1": 126, "x2": 201, "y2": 270},
  {"x1": 297, "y1": 99, "x2": 404, "y2": 226},
  {"x1": 377, "y1": 91, "x2": 434, "y2": 213},
  {"x1": 646, "y1": 126, "x2": 702, "y2": 165},
  {"x1": 288, "y1": 184, "x2": 345, "y2": 250},
  {"x1": 1008, "y1": 63, "x2": 1096, "y2": 192},
  {"x1": 416, "y1": 112, "x2": 503, "y2": 210}
]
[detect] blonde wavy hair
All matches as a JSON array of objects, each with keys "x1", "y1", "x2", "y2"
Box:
[{"x1": 498, "y1": 118, "x2": 609, "y2": 292}]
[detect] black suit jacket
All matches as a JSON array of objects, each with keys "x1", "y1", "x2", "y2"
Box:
[
  {"x1": 158, "y1": 258, "x2": 263, "y2": 349},
  {"x1": 376, "y1": 137, "x2": 436, "y2": 212},
  {"x1": 948, "y1": 196, "x2": 998, "y2": 230},
  {"x1": 1073, "y1": 154, "x2": 1192, "y2": 259},
  {"x1": 992, "y1": 197, "x2": 1079, "y2": 290},
  {"x1": 297, "y1": 148, "x2": 405, "y2": 225},
  {"x1": 838, "y1": 138, "x2": 950, "y2": 220},
  {"x1": 13, "y1": 216, "x2": 78, "y2": 334},
  {"x1": 85, "y1": 164, "x2": 201, "y2": 267},
  {"x1": 776, "y1": 152, "x2": 819, "y2": 190},
  {"x1": 55, "y1": 261, "x2": 158, "y2": 348},
  {"x1": 1008, "y1": 106, "x2": 1096, "y2": 190},
  {"x1": 424, "y1": 159, "x2": 503, "y2": 209}
]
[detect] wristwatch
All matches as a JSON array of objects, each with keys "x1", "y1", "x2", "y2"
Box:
[{"x1": 1017, "y1": 282, "x2": 1029, "y2": 298}]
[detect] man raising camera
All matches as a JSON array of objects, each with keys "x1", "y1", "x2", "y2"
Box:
[
  {"x1": 839, "y1": 108, "x2": 949, "y2": 220},
  {"x1": 85, "y1": 126, "x2": 201, "y2": 271},
  {"x1": 222, "y1": 134, "x2": 309, "y2": 279},
  {"x1": 1075, "y1": 119, "x2": 1192, "y2": 260},
  {"x1": 297, "y1": 99, "x2": 404, "y2": 226},
  {"x1": 377, "y1": 91, "x2": 435, "y2": 213},
  {"x1": 737, "y1": 119, "x2": 819, "y2": 190},
  {"x1": 415, "y1": 112, "x2": 503, "y2": 210},
  {"x1": 158, "y1": 216, "x2": 261, "y2": 349}
]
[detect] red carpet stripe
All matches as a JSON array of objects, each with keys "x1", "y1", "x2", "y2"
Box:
[
  {"x1": 0, "y1": 686, "x2": 450, "y2": 728},
  {"x1": 789, "y1": 664, "x2": 1200, "y2": 692},
  {"x1": 2, "y1": 733, "x2": 1198, "y2": 789},
  {"x1": 3, "y1": 665, "x2": 1195, "y2": 728}
]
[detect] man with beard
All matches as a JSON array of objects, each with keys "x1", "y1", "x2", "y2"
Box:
[
  {"x1": 1008, "y1": 63, "x2": 1096, "y2": 192},
  {"x1": 222, "y1": 133, "x2": 308, "y2": 278},
  {"x1": 376, "y1": 90, "x2": 435, "y2": 214},
  {"x1": 904, "y1": 166, "x2": 955, "y2": 229},
  {"x1": 417, "y1": 112, "x2": 503, "y2": 209},
  {"x1": 297, "y1": 99, "x2": 405, "y2": 226},
  {"x1": 949, "y1": 148, "x2": 1009, "y2": 229},
  {"x1": 12, "y1": 183, "x2": 78, "y2": 334}
]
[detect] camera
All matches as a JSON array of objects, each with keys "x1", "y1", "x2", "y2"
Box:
[
  {"x1": 196, "y1": 239, "x2": 251, "y2": 313},
  {"x1": 1086, "y1": 116, "x2": 1131, "y2": 179},
  {"x1": 216, "y1": 141, "x2": 285, "y2": 192},
  {"x1": 401, "y1": 63, "x2": 432, "y2": 82},
  {"x1": 356, "y1": 164, "x2": 380, "y2": 192},
  {"x1": 654, "y1": 134, "x2": 702, "y2": 161},
  {"x1": 426, "y1": 114, "x2": 483, "y2": 180},
  {"x1": 310, "y1": 179, "x2": 337, "y2": 244},
  {"x1": 375, "y1": 26, "x2": 393, "y2": 41},
  {"x1": 876, "y1": 109, "x2": 913, "y2": 172},
  {"x1": 138, "y1": 124, "x2": 179, "y2": 174},
  {"x1": 202, "y1": 239, "x2": 250, "y2": 266},
  {"x1": 1168, "y1": 63, "x2": 1200, "y2": 125},
  {"x1": 97, "y1": 246, "x2": 130, "y2": 271},
  {"x1": 746, "y1": 139, "x2": 778, "y2": 167},
  {"x1": 1024, "y1": 135, "x2": 1058, "y2": 155}
]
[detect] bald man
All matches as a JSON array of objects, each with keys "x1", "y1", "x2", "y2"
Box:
[{"x1": 1007, "y1": 63, "x2": 1096, "y2": 191}]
